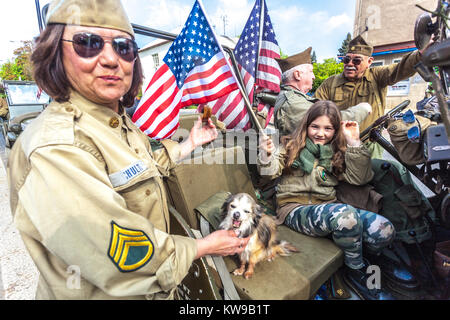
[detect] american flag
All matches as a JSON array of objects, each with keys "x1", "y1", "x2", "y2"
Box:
[
  {"x1": 204, "y1": 0, "x2": 281, "y2": 130},
  {"x1": 132, "y1": 0, "x2": 238, "y2": 140}
]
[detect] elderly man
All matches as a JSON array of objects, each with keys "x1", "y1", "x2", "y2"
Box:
[
  {"x1": 315, "y1": 35, "x2": 423, "y2": 158},
  {"x1": 274, "y1": 47, "x2": 371, "y2": 137}
]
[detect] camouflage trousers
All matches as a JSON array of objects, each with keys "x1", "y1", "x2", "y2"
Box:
[{"x1": 285, "y1": 203, "x2": 396, "y2": 269}]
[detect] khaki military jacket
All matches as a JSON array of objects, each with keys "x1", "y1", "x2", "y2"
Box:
[
  {"x1": 7, "y1": 91, "x2": 197, "y2": 300},
  {"x1": 314, "y1": 51, "x2": 421, "y2": 132},
  {"x1": 258, "y1": 144, "x2": 374, "y2": 224},
  {"x1": 274, "y1": 85, "x2": 371, "y2": 137}
]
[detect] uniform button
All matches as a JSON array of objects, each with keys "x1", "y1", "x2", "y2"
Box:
[
  {"x1": 145, "y1": 189, "x2": 151, "y2": 196},
  {"x1": 109, "y1": 117, "x2": 120, "y2": 128},
  {"x1": 65, "y1": 107, "x2": 73, "y2": 112},
  {"x1": 135, "y1": 148, "x2": 140, "y2": 154}
]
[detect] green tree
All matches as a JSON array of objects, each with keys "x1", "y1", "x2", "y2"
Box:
[
  {"x1": 338, "y1": 32, "x2": 352, "y2": 56},
  {"x1": 0, "y1": 41, "x2": 33, "y2": 81},
  {"x1": 311, "y1": 50, "x2": 317, "y2": 64},
  {"x1": 279, "y1": 49, "x2": 289, "y2": 59},
  {"x1": 0, "y1": 83, "x2": 5, "y2": 99},
  {"x1": 311, "y1": 58, "x2": 344, "y2": 92}
]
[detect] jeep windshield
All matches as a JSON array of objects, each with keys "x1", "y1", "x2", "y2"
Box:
[{"x1": 4, "y1": 81, "x2": 50, "y2": 119}]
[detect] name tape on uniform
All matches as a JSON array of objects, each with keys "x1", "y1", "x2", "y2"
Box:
[{"x1": 109, "y1": 161, "x2": 148, "y2": 188}]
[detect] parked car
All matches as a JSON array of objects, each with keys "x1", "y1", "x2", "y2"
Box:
[{"x1": 1, "y1": 80, "x2": 50, "y2": 148}]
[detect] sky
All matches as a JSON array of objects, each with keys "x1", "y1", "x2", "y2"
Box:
[{"x1": 0, "y1": 0, "x2": 356, "y2": 65}]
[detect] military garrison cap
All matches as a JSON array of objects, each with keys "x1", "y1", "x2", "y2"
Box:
[
  {"x1": 276, "y1": 47, "x2": 312, "y2": 73},
  {"x1": 347, "y1": 35, "x2": 373, "y2": 56},
  {"x1": 46, "y1": 0, "x2": 134, "y2": 36}
]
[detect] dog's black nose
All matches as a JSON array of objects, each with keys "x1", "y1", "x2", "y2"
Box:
[{"x1": 233, "y1": 212, "x2": 240, "y2": 220}]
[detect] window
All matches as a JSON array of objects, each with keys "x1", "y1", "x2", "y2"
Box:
[
  {"x1": 152, "y1": 53, "x2": 160, "y2": 69},
  {"x1": 393, "y1": 58, "x2": 401, "y2": 64},
  {"x1": 371, "y1": 60, "x2": 384, "y2": 68}
]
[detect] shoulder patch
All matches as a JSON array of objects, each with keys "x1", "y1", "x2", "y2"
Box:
[{"x1": 108, "y1": 221, "x2": 154, "y2": 272}]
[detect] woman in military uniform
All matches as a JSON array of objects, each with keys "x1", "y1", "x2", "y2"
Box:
[{"x1": 7, "y1": 0, "x2": 248, "y2": 300}]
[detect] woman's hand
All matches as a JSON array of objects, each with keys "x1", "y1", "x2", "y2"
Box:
[
  {"x1": 189, "y1": 116, "x2": 218, "y2": 147},
  {"x1": 258, "y1": 134, "x2": 275, "y2": 163},
  {"x1": 195, "y1": 230, "x2": 250, "y2": 259},
  {"x1": 341, "y1": 120, "x2": 361, "y2": 147},
  {"x1": 180, "y1": 116, "x2": 218, "y2": 159}
]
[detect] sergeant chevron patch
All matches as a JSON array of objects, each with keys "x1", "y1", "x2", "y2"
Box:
[{"x1": 108, "y1": 221, "x2": 154, "y2": 272}]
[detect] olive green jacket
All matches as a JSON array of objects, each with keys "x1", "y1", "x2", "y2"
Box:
[
  {"x1": 257, "y1": 144, "x2": 374, "y2": 223},
  {"x1": 314, "y1": 51, "x2": 421, "y2": 132},
  {"x1": 274, "y1": 85, "x2": 371, "y2": 137},
  {"x1": 8, "y1": 91, "x2": 197, "y2": 300}
]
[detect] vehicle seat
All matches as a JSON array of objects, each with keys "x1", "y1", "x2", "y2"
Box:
[{"x1": 165, "y1": 146, "x2": 343, "y2": 299}]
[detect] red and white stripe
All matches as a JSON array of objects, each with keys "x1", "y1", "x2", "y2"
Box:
[
  {"x1": 204, "y1": 41, "x2": 281, "y2": 131},
  {"x1": 257, "y1": 40, "x2": 282, "y2": 92},
  {"x1": 132, "y1": 51, "x2": 237, "y2": 140}
]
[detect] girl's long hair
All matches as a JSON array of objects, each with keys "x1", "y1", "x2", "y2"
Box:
[{"x1": 281, "y1": 100, "x2": 347, "y2": 176}]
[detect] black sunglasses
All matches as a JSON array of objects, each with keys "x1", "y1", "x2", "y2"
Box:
[
  {"x1": 343, "y1": 56, "x2": 363, "y2": 66},
  {"x1": 62, "y1": 33, "x2": 138, "y2": 62}
]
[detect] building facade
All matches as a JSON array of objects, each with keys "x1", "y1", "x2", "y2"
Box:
[{"x1": 353, "y1": 0, "x2": 436, "y2": 109}]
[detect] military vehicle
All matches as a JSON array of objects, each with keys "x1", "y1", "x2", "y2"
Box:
[
  {"x1": 1, "y1": 80, "x2": 50, "y2": 148},
  {"x1": 32, "y1": 0, "x2": 449, "y2": 300}
]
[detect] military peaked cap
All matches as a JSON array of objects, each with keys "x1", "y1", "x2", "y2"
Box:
[
  {"x1": 347, "y1": 35, "x2": 373, "y2": 56},
  {"x1": 46, "y1": 0, "x2": 134, "y2": 36},
  {"x1": 276, "y1": 47, "x2": 312, "y2": 73}
]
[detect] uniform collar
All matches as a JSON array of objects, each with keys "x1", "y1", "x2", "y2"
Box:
[
  {"x1": 69, "y1": 90, "x2": 127, "y2": 130},
  {"x1": 281, "y1": 84, "x2": 313, "y2": 98},
  {"x1": 337, "y1": 68, "x2": 373, "y2": 86}
]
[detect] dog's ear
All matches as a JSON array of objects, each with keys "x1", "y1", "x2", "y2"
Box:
[
  {"x1": 251, "y1": 202, "x2": 264, "y2": 229},
  {"x1": 254, "y1": 202, "x2": 265, "y2": 217},
  {"x1": 220, "y1": 194, "x2": 234, "y2": 219},
  {"x1": 257, "y1": 219, "x2": 272, "y2": 248}
]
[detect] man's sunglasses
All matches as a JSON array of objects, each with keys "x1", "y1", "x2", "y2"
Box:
[
  {"x1": 61, "y1": 33, "x2": 138, "y2": 62},
  {"x1": 343, "y1": 56, "x2": 363, "y2": 66}
]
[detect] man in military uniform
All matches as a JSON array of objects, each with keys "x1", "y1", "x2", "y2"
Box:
[
  {"x1": 315, "y1": 35, "x2": 423, "y2": 158},
  {"x1": 274, "y1": 47, "x2": 371, "y2": 137}
]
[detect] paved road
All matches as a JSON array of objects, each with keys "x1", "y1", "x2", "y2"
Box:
[{"x1": 0, "y1": 133, "x2": 39, "y2": 300}]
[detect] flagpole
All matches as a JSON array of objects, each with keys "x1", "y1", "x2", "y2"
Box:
[
  {"x1": 197, "y1": 0, "x2": 265, "y2": 134},
  {"x1": 253, "y1": 0, "x2": 264, "y2": 104}
]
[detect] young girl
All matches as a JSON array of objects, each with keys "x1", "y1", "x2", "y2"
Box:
[{"x1": 258, "y1": 100, "x2": 395, "y2": 300}]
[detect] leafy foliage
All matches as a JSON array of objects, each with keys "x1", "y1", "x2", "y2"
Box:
[
  {"x1": 0, "y1": 41, "x2": 33, "y2": 81},
  {"x1": 338, "y1": 32, "x2": 352, "y2": 56},
  {"x1": 311, "y1": 58, "x2": 344, "y2": 92}
]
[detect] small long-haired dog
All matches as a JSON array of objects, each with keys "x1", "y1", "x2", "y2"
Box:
[{"x1": 219, "y1": 193, "x2": 299, "y2": 279}]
